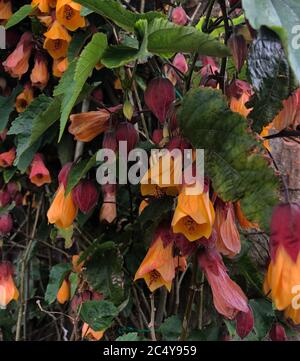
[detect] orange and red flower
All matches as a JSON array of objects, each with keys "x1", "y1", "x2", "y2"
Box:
[
  {"x1": 29, "y1": 153, "x2": 51, "y2": 187},
  {"x1": 0, "y1": 148, "x2": 15, "y2": 168},
  {"x1": 99, "y1": 184, "x2": 117, "y2": 224},
  {"x1": 43, "y1": 20, "x2": 71, "y2": 59},
  {"x1": 199, "y1": 248, "x2": 248, "y2": 319},
  {"x1": 15, "y1": 84, "x2": 34, "y2": 113},
  {"x1": 82, "y1": 323, "x2": 104, "y2": 341},
  {"x1": 31, "y1": 0, "x2": 56, "y2": 13},
  {"x1": 56, "y1": 0, "x2": 85, "y2": 31},
  {"x1": 30, "y1": 53, "x2": 49, "y2": 90},
  {"x1": 3, "y1": 32, "x2": 33, "y2": 79},
  {"x1": 0, "y1": 261, "x2": 19, "y2": 309},
  {"x1": 56, "y1": 278, "x2": 70, "y2": 304}
]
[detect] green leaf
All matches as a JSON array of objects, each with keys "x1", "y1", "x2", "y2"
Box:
[
  {"x1": 158, "y1": 316, "x2": 181, "y2": 341},
  {"x1": 0, "y1": 202, "x2": 15, "y2": 216},
  {"x1": 84, "y1": 241, "x2": 124, "y2": 304},
  {"x1": 69, "y1": 272, "x2": 78, "y2": 298},
  {"x1": 247, "y1": 28, "x2": 296, "y2": 132},
  {"x1": 147, "y1": 18, "x2": 230, "y2": 57},
  {"x1": 249, "y1": 299, "x2": 274, "y2": 340},
  {"x1": 59, "y1": 33, "x2": 108, "y2": 140},
  {"x1": 65, "y1": 154, "x2": 97, "y2": 195},
  {"x1": 74, "y1": 0, "x2": 164, "y2": 32},
  {"x1": 0, "y1": 86, "x2": 21, "y2": 131},
  {"x1": 178, "y1": 88, "x2": 278, "y2": 230},
  {"x1": 5, "y1": 4, "x2": 36, "y2": 29},
  {"x1": 57, "y1": 225, "x2": 74, "y2": 249},
  {"x1": 45, "y1": 263, "x2": 72, "y2": 304},
  {"x1": 80, "y1": 300, "x2": 118, "y2": 331},
  {"x1": 3, "y1": 167, "x2": 17, "y2": 184},
  {"x1": 243, "y1": 0, "x2": 300, "y2": 84},
  {"x1": 116, "y1": 332, "x2": 140, "y2": 341},
  {"x1": 67, "y1": 31, "x2": 89, "y2": 61}
]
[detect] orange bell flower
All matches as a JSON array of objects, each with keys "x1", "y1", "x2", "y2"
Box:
[
  {"x1": 56, "y1": 0, "x2": 85, "y2": 31},
  {"x1": 0, "y1": 261, "x2": 19, "y2": 309},
  {"x1": 140, "y1": 151, "x2": 181, "y2": 197},
  {"x1": 32, "y1": 0, "x2": 56, "y2": 13},
  {"x1": 199, "y1": 248, "x2": 248, "y2": 319},
  {"x1": 82, "y1": 323, "x2": 104, "y2": 341},
  {"x1": 230, "y1": 91, "x2": 251, "y2": 118},
  {"x1": 172, "y1": 182, "x2": 215, "y2": 242},
  {"x1": 30, "y1": 53, "x2": 49, "y2": 90},
  {"x1": 15, "y1": 84, "x2": 34, "y2": 113},
  {"x1": 47, "y1": 163, "x2": 78, "y2": 228},
  {"x1": 3, "y1": 32, "x2": 33, "y2": 79},
  {"x1": 69, "y1": 106, "x2": 122, "y2": 142},
  {"x1": 56, "y1": 278, "x2": 70, "y2": 304},
  {"x1": 52, "y1": 57, "x2": 68, "y2": 77},
  {"x1": 0, "y1": 148, "x2": 15, "y2": 168},
  {"x1": 215, "y1": 201, "x2": 241, "y2": 258},
  {"x1": 43, "y1": 20, "x2": 71, "y2": 59},
  {"x1": 0, "y1": 0, "x2": 12, "y2": 21},
  {"x1": 264, "y1": 204, "x2": 300, "y2": 310},
  {"x1": 29, "y1": 153, "x2": 51, "y2": 187}
]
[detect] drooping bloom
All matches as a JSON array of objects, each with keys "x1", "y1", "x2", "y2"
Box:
[
  {"x1": 43, "y1": 21, "x2": 71, "y2": 59},
  {"x1": 234, "y1": 201, "x2": 258, "y2": 230},
  {"x1": 32, "y1": 0, "x2": 56, "y2": 13},
  {"x1": 72, "y1": 254, "x2": 84, "y2": 273},
  {"x1": 214, "y1": 201, "x2": 241, "y2": 258},
  {"x1": 0, "y1": 213, "x2": 13, "y2": 235},
  {"x1": 99, "y1": 184, "x2": 117, "y2": 224},
  {"x1": 69, "y1": 105, "x2": 122, "y2": 142},
  {"x1": 0, "y1": 261, "x2": 19, "y2": 309},
  {"x1": 82, "y1": 323, "x2": 104, "y2": 341},
  {"x1": 172, "y1": 7, "x2": 188, "y2": 26},
  {"x1": 15, "y1": 84, "x2": 34, "y2": 113},
  {"x1": 47, "y1": 163, "x2": 78, "y2": 228},
  {"x1": 165, "y1": 53, "x2": 188, "y2": 85},
  {"x1": 172, "y1": 182, "x2": 215, "y2": 242},
  {"x1": 0, "y1": 0, "x2": 12, "y2": 21},
  {"x1": 141, "y1": 150, "x2": 181, "y2": 197},
  {"x1": 3, "y1": 32, "x2": 33, "y2": 79},
  {"x1": 264, "y1": 203, "x2": 300, "y2": 310},
  {"x1": 30, "y1": 53, "x2": 49, "y2": 90},
  {"x1": 230, "y1": 90, "x2": 251, "y2": 117},
  {"x1": 115, "y1": 122, "x2": 139, "y2": 153},
  {"x1": 199, "y1": 248, "x2": 248, "y2": 319},
  {"x1": 56, "y1": 0, "x2": 85, "y2": 31},
  {"x1": 56, "y1": 278, "x2": 70, "y2": 304},
  {"x1": 29, "y1": 153, "x2": 51, "y2": 187},
  {"x1": 0, "y1": 148, "x2": 16, "y2": 168},
  {"x1": 52, "y1": 57, "x2": 68, "y2": 77},
  {"x1": 72, "y1": 180, "x2": 98, "y2": 214},
  {"x1": 134, "y1": 226, "x2": 186, "y2": 292}
]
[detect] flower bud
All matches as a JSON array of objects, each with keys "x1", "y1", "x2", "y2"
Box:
[
  {"x1": 269, "y1": 323, "x2": 287, "y2": 341},
  {"x1": 72, "y1": 180, "x2": 98, "y2": 214},
  {"x1": 0, "y1": 213, "x2": 13, "y2": 235},
  {"x1": 228, "y1": 33, "x2": 248, "y2": 73},
  {"x1": 103, "y1": 130, "x2": 117, "y2": 154},
  {"x1": 173, "y1": 53, "x2": 188, "y2": 74},
  {"x1": 116, "y1": 122, "x2": 138, "y2": 153},
  {"x1": 57, "y1": 278, "x2": 70, "y2": 304},
  {"x1": 0, "y1": 148, "x2": 16, "y2": 168},
  {"x1": 0, "y1": 261, "x2": 19, "y2": 308},
  {"x1": 152, "y1": 129, "x2": 163, "y2": 145},
  {"x1": 0, "y1": 190, "x2": 11, "y2": 207},
  {"x1": 145, "y1": 78, "x2": 175, "y2": 124},
  {"x1": 235, "y1": 306, "x2": 254, "y2": 339},
  {"x1": 58, "y1": 162, "x2": 73, "y2": 188},
  {"x1": 29, "y1": 153, "x2": 51, "y2": 187},
  {"x1": 172, "y1": 7, "x2": 188, "y2": 26},
  {"x1": 7, "y1": 181, "x2": 20, "y2": 198}
]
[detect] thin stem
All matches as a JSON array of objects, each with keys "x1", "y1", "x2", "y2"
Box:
[
  {"x1": 219, "y1": 0, "x2": 230, "y2": 93},
  {"x1": 197, "y1": 273, "x2": 205, "y2": 330},
  {"x1": 149, "y1": 293, "x2": 156, "y2": 341}
]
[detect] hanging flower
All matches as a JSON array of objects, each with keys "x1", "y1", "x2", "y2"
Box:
[
  {"x1": 72, "y1": 254, "x2": 84, "y2": 273},
  {"x1": 0, "y1": 213, "x2": 13, "y2": 235},
  {"x1": 0, "y1": 148, "x2": 16, "y2": 168},
  {"x1": 56, "y1": 0, "x2": 85, "y2": 31},
  {"x1": 172, "y1": 7, "x2": 188, "y2": 26},
  {"x1": 29, "y1": 153, "x2": 51, "y2": 187},
  {"x1": 235, "y1": 306, "x2": 254, "y2": 339},
  {"x1": 269, "y1": 323, "x2": 287, "y2": 341},
  {"x1": 0, "y1": 0, "x2": 12, "y2": 21},
  {"x1": 134, "y1": 226, "x2": 184, "y2": 292},
  {"x1": 69, "y1": 105, "x2": 122, "y2": 142},
  {"x1": 47, "y1": 163, "x2": 78, "y2": 228},
  {"x1": 264, "y1": 204, "x2": 300, "y2": 310},
  {"x1": 82, "y1": 323, "x2": 104, "y2": 341},
  {"x1": 52, "y1": 57, "x2": 68, "y2": 77},
  {"x1": 3, "y1": 32, "x2": 33, "y2": 79},
  {"x1": 0, "y1": 261, "x2": 19, "y2": 309},
  {"x1": 99, "y1": 184, "x2": 117, "y2": 224},
  {"x1": 230, "y1": 91, "x2": 251, "y2": 118},
  {"x1": 72, "y1": 180, "x2": 98, "y2": 214},
  {"x1": 30, "y1": 53, "x2": 49, "y2": 90},
  {"x1": 214, "y1": 201, "x2": 241, "y2": 258},
  {"x1": 199, "y1": 248, "x2": 248, "y2": 319},
  {"x1": 15, "y1": 84, "x2": 34, "y2": 113},
  {"x1": 43, "y1": 21, "x2": 71, "y2": 59},
  {"x1": 141, "y1": 150, "x2": 181, "y2": 197},
  {"x1": 172, "y1": 182, "x2": 215, "y2": 242},
  {"x1": 56, "y1": 278, "x2": 70, "y2": 304}
]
